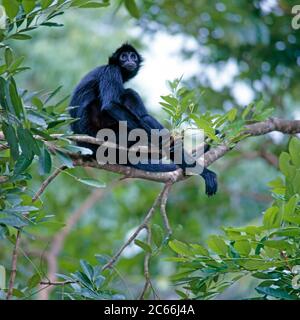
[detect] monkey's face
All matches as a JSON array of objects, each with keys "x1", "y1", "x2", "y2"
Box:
[{"x1": 119, "y1": 51, "x2": 139, "y2": 71}]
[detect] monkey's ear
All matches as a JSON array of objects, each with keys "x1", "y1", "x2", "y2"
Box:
[{"x1": 108, "y1": 52, "x2": 118, "y2": 65}]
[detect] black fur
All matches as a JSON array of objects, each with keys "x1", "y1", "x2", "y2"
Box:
[{"x1": 69, "y1": 43, "x2": 218, "y2": 196}]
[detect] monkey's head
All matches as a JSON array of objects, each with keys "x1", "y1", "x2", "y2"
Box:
[{"x1": 109, "y1": 43, "x2": 143, "y2": 80}]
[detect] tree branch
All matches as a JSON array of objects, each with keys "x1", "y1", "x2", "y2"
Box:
[
  {"x1": 102, "y1": 183, "x2": 172, "y2": 271},
  {"x1": 159, "y1": 183, "x2": 173, "y2": 236},
  {"x1": 40, "y1": 280, "x2": 76, "y2": 286},
  {"x1": 139, "y1": 224, "x2": 152, "y2": 300},
  {"x1": 6, "y1": 230, "x2": 22, "y2": 300},
  {"x1": 67, "y1": 118, "x2": 299, "y2": 185},
  {"x1": 32, "y1": 166, "x2": 67, "y2": 202}
]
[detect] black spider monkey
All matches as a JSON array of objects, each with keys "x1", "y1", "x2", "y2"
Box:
[{"x1": 69, "y1": 43, "x2": 218, "y2": 196}]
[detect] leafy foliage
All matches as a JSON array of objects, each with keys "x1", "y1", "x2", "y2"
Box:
[
  {"x1": 160, "y1": 78, "x2": 274, "y2": 146},
  {"x1": 169, "y1": 138, "x2": 300, "y2": 300},
  {"x1": 57, "y1": 258, "x2": 124, "y2": 300}
]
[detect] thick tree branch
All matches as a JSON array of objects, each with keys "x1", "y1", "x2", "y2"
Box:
[
  {"x1": 66, "y1": 118, "x2": 299, "y2": 185},
  {"x1": 244, "y1": 118, "x2": 300, "y2": 136}
]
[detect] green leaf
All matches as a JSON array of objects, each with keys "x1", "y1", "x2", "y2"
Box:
[
  {"x1": 207, "y1": 235, "x2": 228, "y2": 256},
  {"x1": 56, "y1": 150, "x2": 74, "y2": 168},
  {"x1": 71, "y1": 270, "x2": 91, "y2": 286},
  {"x1": 22, "y1": 0, "x2": 36, "y2": 14},
  {"x1": 4, "y1": 205, "x2": 39, "y2": 213},
  {"x1": 0, "y1": 64, "x2": 7, "y2": 75},
  {"x1": 292, "y1": 171, "x2": 300, "y2": 194},
  {"x1": 190, "y1": 243, "x2": 209, "y2": 256},
  {"x1": 134, "y1": 239, "x2": 152, "y2": 253},
  {"x1": 189, "y1": 115, "x2": 216, "y2": 139},
  {"x1": 9, "y1": 56, "x2": 25, "y2": 72},
  {"x1": 289, "y1": 137, "x2": 300, "y2": 167},
  {"x1": 279, "y1": 152, "x2": 294, "y2": 178},
  {"x1": 169, "y1": 239, "x2": 192, "y2": 256},
  {"x1": 2, "y1": 122, "x2": 19, "y2": 160},
  {"x1": 14, "y1": 153, "x2": 34, "y2": 175},
  {"x1": 233, "y1": 240, "x2": 251, "y2": 256},
  {"x1": 9, "y1": 33, "x2": 32, "y2": 40},
  {"x1": 80, "y1": 2, "x2": 109, "y2": 8},
  {"x1": 31, "y1": 97, "x2": 44, "y2": 109},
  {"x1": 76, "y1": 178, "x2": 106, "y2": 188},
  {"x1": 160, "y1": 95, "x2": 178, "y2": 107},
  {"x1": 263, "y1": 206, "x2": 280, "y2": 229},
  {"x1": 80, "y1": 260, "x2": 94, "y2": 281},
  {"x1": 94, "y1": 275, "x2": 105, "y2": 289},
  {"x1": 152, "y1": 224, "x2": 163, "y2": 248},
  {"x1": 70, "y1": 0, "x2": 91, "y2": 7},
  {"x1": 263, "y1": 240, "x2": 293, "y2": 251},
  {"x1": 3, "y1": 78, "x2": 25, "y2": 119},
  {"x1": 175, "y1": 289, "x2": 188, "y2": 299},
  {"x1": 239, "y1": 259, "x2": 271, "y2": 271},
  {"x1": 124, "y1": 0, "x2": 140, "y2": 18},
  {"x1": 227, "y1": 108, "x2": 237, "y2": 122},
  {"x1": 5, "y1": 47, "x2": 13, "y2": 66},
  {"x1": 0, "y1": 265, "x2": 5, "y2": 290},
  {"x1": 17, "y1": 127, "x2": 40, "y2": 157},
  {"x1": 270, "y1": 227, "x2": 300, "y2": 237},
  {"x1": 267, "y1": 177, "x2": 285, "y2": 195},
  {"x1": 2, "y1": 0, "x2": 19, "y2": 19},
  {"x1": 11, "y1": 288, "x2": 25, "y2": 298},
  {"x1": 27, "y1": 273, "x2": 41, "y2": 289},
  {"x1": 0, "y1": 215, "x2": 28, "y2": 227},
  {"x1": 0, "y1": 225, "x2": 9, "y2": 240},
  {"x1": 242, "y1": 103, "x2": 254, "y2": 119},
  {"x1": 252, "y1": 271, "x2": 282, "y2": 280},
  {"x1": 38, "y1": 147, "x2": 52, "y2": 175},
  {"x1": 44, "y1": 85, "x2": 63, "y2": 104},
  {"x1": 284, "y1": 194, "x2": 299, "y2": 217},
  {"x1": 41, "y1": 0, "x2": 54, "y2": 9},
  {"x1": 254, "y1": 100, "x2": 264, "y2": 114}
]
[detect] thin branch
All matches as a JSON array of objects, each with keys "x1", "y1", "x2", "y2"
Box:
[
  {"x1": 32, "y1": 166, "x2": 67, "y2": 202},
  {"x1": 6, "y1": 230, "x2": 22, "y2": 300},
  {"x1": 102, "y1": 183, "x2": 170, "y2": 271},
  {"x1": 40, "y1": 280, "x2": 76, "y2": 286},
  {"x1": 139, "y1": 224, "x2": 152, "y2": 300},
  {"x1": 159, "y1": 183, "x2": 173, "y2": 236}
]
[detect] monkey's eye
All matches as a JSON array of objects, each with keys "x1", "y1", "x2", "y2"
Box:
[
  {"x1": 130, "y1": 53, "x2": 138, "y2": 61},
  {"x1": 120, "y1": 53, "x2": 128, "y2": 61}
]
